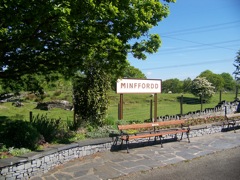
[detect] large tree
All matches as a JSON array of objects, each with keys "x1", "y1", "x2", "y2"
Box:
[
  {"x1": 199, "y1": 70, "x2": 224, "y2": 92},
  {"x1": 182, "y1": 77, "x2": 192, "y2": 93},
  {"x1": 233, "y1": 49, "x2": 240, "y2": 82},
  {"x1": 0, "y1": 0, "x2": 175, "y2": 82},
  {"x1": 220, "y1": 72, "x2": 235, "y2": 91},
  {"x1": 1, "y1": 0, "x2": 176, "y2": 128},
  {"x1": 162, "y1": 78, "x2": 183, "y2": 93}
]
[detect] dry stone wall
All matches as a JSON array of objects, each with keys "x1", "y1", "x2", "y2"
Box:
[{"x1": 0, "y1": 124, "x2": 230, "y2": 179}]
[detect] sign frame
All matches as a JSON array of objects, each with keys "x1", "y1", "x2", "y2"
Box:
[
  {"x1": 116, "y1": 78, "x2": 162, "y2": 122},
  {"x1": 116, "y1": 78, "x2": 162, "y2": 94}
]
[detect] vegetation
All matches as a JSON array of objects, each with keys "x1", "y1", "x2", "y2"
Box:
[
  {"x1": 233, "y1": 49, "x2": 240, "y2": 82},
  {"x1": 0, "y1": 89, "x2": 237, "y2": 158},
  {"x1": 0, "y1": 1, "x2": 238, "y2": 159},
  {"x1": 191, "y1": 77, "x2": 215, "y2": 102},
  {"x1": 73, "y1": 67, "x2": 111, "y2": 128},
  {"x1": 1, "y1": 0, "x2": 177, "y2": 131},
  {"x1": 161, "y1": 71, "x2": 236, "y2": 94},
  {"x1": 1, "y1": 0, "x2": 175, "y2": 84}
]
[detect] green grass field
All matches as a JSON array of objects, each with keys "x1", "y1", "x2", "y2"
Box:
[
  {"x1": 108, "y1": 92, "x2": 236, "y2": 121},
  {"x1": 0, "y1": 91, "x2": 236, "y2": 123}
]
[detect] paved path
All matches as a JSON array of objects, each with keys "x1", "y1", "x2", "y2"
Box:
[
  {"x1": 114, "y1": 145, "x2": 240, "y2": 180},
  {"x1": 31, "y1": 130, "x2": 240, "y2": 180}
]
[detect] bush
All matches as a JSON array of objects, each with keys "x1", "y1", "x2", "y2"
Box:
[
  {"x1": 8, "y1": 147, "x2": 31, "y2": 156},
  {"x1": 2, "y1": 120, "x2": 40, "y2": 150},
  {"x1": 103, "y1": 116, "x2": 115, "y2": 126},
  {"x1": 53, "y1": 90, "x2": 62, "y2": 97},
  {"x1": 86, "y1": 126, "x2": 115, "y2": 139},
  {"x1": 31, "y1": 114, "x2": 63, "y2": 142}
]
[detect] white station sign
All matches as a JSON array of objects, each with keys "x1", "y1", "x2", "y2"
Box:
[{"x1": 116, "y1": 79, "x2": 161, "y2": 94}]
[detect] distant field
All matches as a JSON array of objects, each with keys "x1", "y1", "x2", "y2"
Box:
[
  {"x1": 108, "y1": 91, "x2": 236, "y2": 121},
  {"x1": 0, "y1": 91, "x2": 236, "y2": 122},
  {"x1": 0, "y1": 101, "x2": 74, "y2": 122}
]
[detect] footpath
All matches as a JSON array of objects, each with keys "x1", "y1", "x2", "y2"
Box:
[{"x1": 30, "y1": 129, "x2": 240, "y2": 180}]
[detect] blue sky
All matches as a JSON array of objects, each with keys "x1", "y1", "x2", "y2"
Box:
[{"x1": 128, "y1": 0, "x2": 240, "y2": 81}]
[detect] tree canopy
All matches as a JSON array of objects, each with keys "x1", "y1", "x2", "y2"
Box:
[
  {"x1": 199, "y1": 70, "x2": 223, "y2": 91},
  {"x1": 191, "y1": 77, "x2": 215, "y2": 101},
  {"x1": 0, "y1": 0, "x2": 175, "y2": 82},
  {"x1": 220, "y1": 72, "x2": 235, "y2": 91},
  {"x1": 233, "y1": 49, "x2": 240, "y2": 82},
  {"x1": 162, "y1": 78, "x2": 183, "y2": 93}
]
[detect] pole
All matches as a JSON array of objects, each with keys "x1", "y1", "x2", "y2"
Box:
[
  {"x1": 200, "y1": 95, "x2": 203, "y2": 112},
  {"x1": 119, "y1": 94, "x2": 123, "y2": 120},
  {"x1": 154, "y1": 93, "x2": 157, "y2": 122},
  {"x1": 150, "y1": 99, "x2": 153, "y2": 121},
  {"x1": 224, "y1": 106, "x2": 227, "y2": 120},
  {"x1": 219, "y1": 90, "x2": 222, "y2": 103},
  {"x1": 29, "y1": 111, "x2": 33, "y2": 122},
  {"x1": 180, "y1": 95, "x2": 183, "y2": 116},
  {"x1": 235, "y1": 86, "x2": 238, "y2": 100}
]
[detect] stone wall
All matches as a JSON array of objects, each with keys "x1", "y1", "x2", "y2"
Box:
[
  {"x1": 0, "y1": 124, "x2": 230, "y2": 180},
  {"x1": 156, "y1": 101, "x2": 239, "y2": 121},
  {"x1": 0, "y1": 138, "x2": 112, "y2": 180}
]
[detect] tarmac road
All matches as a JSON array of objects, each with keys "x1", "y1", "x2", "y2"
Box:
[{"x1": 113, "y1": 146, "x2": 240, "y2": 180}]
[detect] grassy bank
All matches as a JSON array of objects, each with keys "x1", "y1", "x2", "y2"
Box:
[
  {"x1": 0, "y1": 91, "x2": 236, "y2": 123},
  {"x1": 108, "y1": 91, "x2": 236, "y2": 121}
]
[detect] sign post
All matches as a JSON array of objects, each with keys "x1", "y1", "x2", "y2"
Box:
[
  {"x1": 116, "y1": 79, "x2": 161, "y2": 121},
  {"x1": 154, "y1": 93, "x2": 157, "y2": 122}
]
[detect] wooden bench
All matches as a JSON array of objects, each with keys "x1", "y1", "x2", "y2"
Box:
[
  {"x1": 222, "y1": 113, "x2": 240, "y2": 133},
  {"x1": 117, "y1": 120, "x2": 190, "y2": 153}
]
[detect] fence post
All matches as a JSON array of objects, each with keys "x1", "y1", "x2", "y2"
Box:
[
  {"x1": 235, "y1": 86, "x2": 238, "y2": 100},
  {"x1": 150, "y1": 99, "x2": 153, "y2": 121},
  {"x1": 29, "y1": 111, "x2": 33, "y2": 122},
  {"x1": 154, "y1": 93, "x2": 157, "y2": 122},
  {"x1": 180, "y1": 95, "x2": 183, "y2": 116},
  {"x1": 118, "y1": 94, "x2": 123, "y2": 120},
  {"x1": 200, "y1": 95, "x2": 203, "y2": 112},
  {"x1": 219, "y1": 90, "x2": 222, "y2": 103}
]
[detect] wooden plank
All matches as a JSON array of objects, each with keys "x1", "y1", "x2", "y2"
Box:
[
  {"x1": 226, "y1": 113, "x2": 240, "y2": 119},
  {"x1": 120, "y1": 129, "x2": 189, "y2": 140},
  {"x1": 118, "y1": 120, "x2": 187, "y2": 130}
]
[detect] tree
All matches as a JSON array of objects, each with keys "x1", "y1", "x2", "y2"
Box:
[
  {"x1": 162, "y1": 78, "x2": 183, "y2": 93},
  {"x1": 182, "y1": 77, "x2": 192, "y2": 93},
  {"x1": 220, "y1": 73, "x2": 235, "y2": 91},
  {"x1": 110, "y1": 62, "x2": 146, "y2": 90},
  {"x1": 1, "y1": 0, "x2": 176, "y2": 128},
  {"x1": 122, "y1": 64, "x2": 146, "y2": 79},
  {"x1": 191, "y1": 77, "x2": 215, "y2": 102},
  {"x1": 233, "y1": 49, "x2": 240, "y2": 82},
  {"x1": 0, "y1": 0, "x2": 175, "y2": 82},
  {"x1": 199, "y1": 70, "x2": 224, "y2": 91},
  {"x1": 73, "y1": 65, "x2": 111, "y2": 128}
]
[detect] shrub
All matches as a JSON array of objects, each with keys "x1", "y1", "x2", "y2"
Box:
[
  {"x1": 8, "y1": 147, "x2": 31, "y2": 156},
  {"x1": 103, "y1": 116, "x2": 115, "y2": 126},
  {"x1": 2, "y1": 120, "x2": 40, "y2": 150},
  {"x1": 86, "y1": 126, "x2": 115, "y2": 139},
  {"x1": 31, "y1": 114, "x2": 63, "y2": 142},
  {"x1": 53, "y1": 90, "x2": 62, "y2": 97}
]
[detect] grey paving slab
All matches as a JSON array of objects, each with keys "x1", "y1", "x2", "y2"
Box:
[
  {"x1": 93, "y1": 165, "x2": 124, "y2": 179},
  {"x1": 122, "y1": 165, "x2": 151, "y2": 174},
  {"x1": 30, "y1": 129, "x2": 240, "y2": 180}
]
